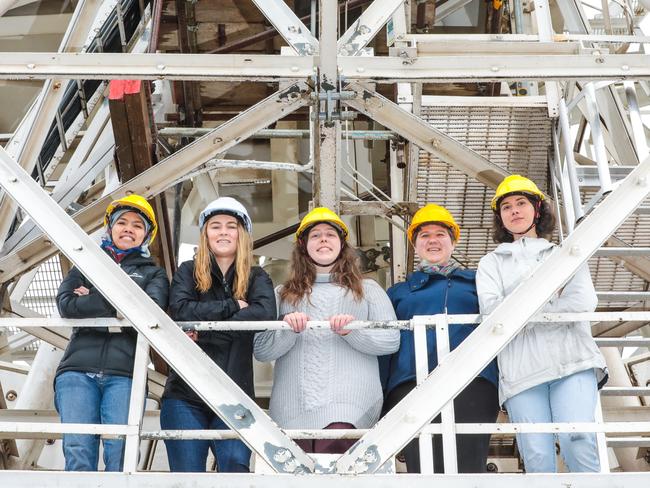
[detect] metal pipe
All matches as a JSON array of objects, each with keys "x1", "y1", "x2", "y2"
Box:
[
  {"x1": 584, "y1": 83, "x2": 613, "y2": 193},
  {"x1": 558, "y1": 98, "x2": 585, "y2": 221},
  {"x1": 158, "y1": 128, "x2": 398, "y2": 140}
]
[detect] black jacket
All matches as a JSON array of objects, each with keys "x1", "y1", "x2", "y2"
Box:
[
  {"x1": 163, "y1": 259, "x2": 276, "y2": 404},
  {"x1": 55, "y1": 251, "x2": 169, "y2": 378}
]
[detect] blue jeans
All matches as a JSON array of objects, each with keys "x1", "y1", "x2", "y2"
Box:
[
  {"x1": 160, "y1": 398, "x2": 251, "y2": 472},
  {"x1": 504, "y1": 369, "x2": 600, "y2": 473},
  {"x1": 54, "y1": 371, "x2": 132, "y2": 471}
]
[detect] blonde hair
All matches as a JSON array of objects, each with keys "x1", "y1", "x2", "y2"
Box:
[{"x1": 194, "y1": 222, "x2": 252, "y2": 300}]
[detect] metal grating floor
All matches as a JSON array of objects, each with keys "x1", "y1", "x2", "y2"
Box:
[
  {"x1": 414, "y1": 103, "x2": 552, "y2": 268},
  {"x1": 413, "y1": 103, "x2": 649, "y2": 310}
]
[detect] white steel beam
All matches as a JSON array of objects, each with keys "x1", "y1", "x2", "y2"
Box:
[
  {"x1": 250, "y1": 0, "x2": 318, "y2": 55},
  {"x1": 0, "y1": 53, "x2": 648, "y2": 81},
  {"x1": 1, "y1": 471, "x2": 650, "y2": 487},
  {"x1": 343, "y1": 82, "x2": 509, "y2": 189},
  {"x1": 0, "y1": 150, "x2": 315, "y2": 472},
  {"x1": 0, "y1": 83, "x2": 311, "y2": 283},
  {"x1": 338, "y1": 0, "x2": 404, "y2": 56},
  {"x1": 334, "y1": 154, "x2": 650, "y2": 474},
  {"x1": 0, "y1": 0, "x2": 105, "y2": 248},
  {"x1": 2, "y1": 105, "x2": 113, "y2": 254}
]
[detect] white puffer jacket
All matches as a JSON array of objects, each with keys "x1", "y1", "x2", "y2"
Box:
[{"x1": 476, "y1": 237, "x2": 607, "y2": 404}]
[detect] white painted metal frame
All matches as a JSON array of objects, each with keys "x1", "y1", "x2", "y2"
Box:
[
  {"x1": 0, "y1": 82, "x2": 311, "y2": 282},
  {"x1": 337, "y1": 0, "x2": 404, "y2": 56},
  {"x1": 0, "y1": 0, "x2": 106, "y2": 247},
  {"x1": 250, "y1": 0, "x2": 319, "y2": 55},
  {"x1": 0, "y1": 52, "x2": 647, "y2": 81},
  {"x1": 335, "y1": 154, "x2": 650, "y2": 473},
  {"x1": 0, "y1": 146, "x2": 315, "y2": 472},
  {"x1": 343, "y1": 82, "x2": 510, "y2": 189}
]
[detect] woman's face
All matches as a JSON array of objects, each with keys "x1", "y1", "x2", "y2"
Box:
[
  {"x1": 205, "y1": 214, "x2": 239, "y2": 259},
  {"x1": 306, "y1": 223, "x2": 342, "y2": 267},
  {"x1": 111, "y1": 211, "x2": 147, "y2": 250},
  {"x1": 499, "y1": 194, "x2": 536, "y2": 236},
  {"x1": 414, "y1": 223, "x2": 455, "y2": 265}
]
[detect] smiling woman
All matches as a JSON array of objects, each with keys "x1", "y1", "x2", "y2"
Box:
[
  {"x1": 160, "y1": 197, "x2": 276, "y2": 473},
  {"x1": 254, "y1": 207, "x2": 400, "y2": 454},
  {"x1": 379, "y1": 203, "x2": 499, "y2": 474},
  {"x1": 54, "y1": 195, "x2": 169, "y2": 472}
]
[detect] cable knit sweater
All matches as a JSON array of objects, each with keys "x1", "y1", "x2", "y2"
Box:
[{"x1": 253, "y1": 274, "x2": 399, "y2": 429}]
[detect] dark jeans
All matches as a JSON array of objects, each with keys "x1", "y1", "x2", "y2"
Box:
[
  {"x1": 295, "y1": 422, "x2": 356, "y2": 454},
  {"x1": 160, "y1": 398, "x2": 251, "y2": 472},
  {"x1": 383, "y1": 377, "x2": 499, "y2": 473}
]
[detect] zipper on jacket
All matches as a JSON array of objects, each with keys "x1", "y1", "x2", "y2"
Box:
[{"x1": 443, "y1": 278, "x2": 451, "y2": 314}]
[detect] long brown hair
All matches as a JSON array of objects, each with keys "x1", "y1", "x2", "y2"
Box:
[
  {"x1": 280, "y1": 238, "x2": 364, "y2": 306},
  {"x1": 194, "y1": 221, "x2": 252, "y2": 300}
]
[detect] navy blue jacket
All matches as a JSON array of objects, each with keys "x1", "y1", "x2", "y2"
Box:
[{"x1": 379, "y1": 269, "x2": 498, "y2": 396}]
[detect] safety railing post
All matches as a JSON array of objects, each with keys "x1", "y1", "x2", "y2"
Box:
[
  {"x1": 435, "y1": 314, "x2": 458, "y2": 474},
  {"x1": 412, "y1": 316, "x2": 434, "y2": 473}
]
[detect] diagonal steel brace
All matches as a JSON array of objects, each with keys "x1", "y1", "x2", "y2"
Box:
[{"x1": 335, "y1": 154, "x2": 650, "y2": 473}]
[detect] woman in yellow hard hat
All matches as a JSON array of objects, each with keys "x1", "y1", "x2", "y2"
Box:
[
  {"x1": 54, "y1": 194, "x2": 169, "y2": 472},
  {"x1": 477, "y1": 175, "x2": 607, "y2": 473},
  {"x1": 379, "y1": 204, "x2": 499, "y2": 473},
  {"x1": 254, "y1": 207, "x2": 399, "y2": 454}
]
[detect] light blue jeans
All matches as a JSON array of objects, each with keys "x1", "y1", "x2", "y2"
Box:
[
  {"x1": 54, "y1": 371, "x2": 132, "y2": 471},
  {"x1": 504, "y1": 368, "x2": 600, "y2": 473}
]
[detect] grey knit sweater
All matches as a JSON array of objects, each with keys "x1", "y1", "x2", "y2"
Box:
[{"x1": 253, "y1": 274, "x2": 399, "y2": 429}]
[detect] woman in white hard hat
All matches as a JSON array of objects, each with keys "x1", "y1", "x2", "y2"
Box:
[
  {"x1": 476, "y1": 175, "x2": 607, "y2": 473},
  {"x1": 55, "y1": 195, "x2": 169, "y2": 471},
  {"x1": 160, "y1": 197, "x2": 276, "y2": 472},
  {"x1": 380, "y1": 203, "x2": 499, "y2": 473},
  {"x1": 254, "y1": 207, "x2": 399, "y2": 454}
]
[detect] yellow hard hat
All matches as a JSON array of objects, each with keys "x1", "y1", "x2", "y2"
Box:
[
  {"x1": 407, "y1": 204, "x2": 460, "y2": 243},
  {"x1": 491, "y1": 175, "x2": 545, "y2": 211},
  {"x1": 296, "y1": 207, "x2": 349, "y2": 240},
  {"x1": 104, "y1": 194, "x2": 158, "y2": 244}
]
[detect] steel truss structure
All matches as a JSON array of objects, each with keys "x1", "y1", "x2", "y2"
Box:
[{"x1": 0, "y1": 0, "x2": 649, "y2": 486}]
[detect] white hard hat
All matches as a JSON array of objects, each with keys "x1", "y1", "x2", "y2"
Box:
[{"x1": 198, "y1": 197, "x2": 252, "y2": 233}]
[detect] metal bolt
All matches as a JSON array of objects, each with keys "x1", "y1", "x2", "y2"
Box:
[
  {"x1": 570, "y1": 245, "x2": 581, "y2": 256},
  {"x1": 72, "y1": 245, "x2": 83, "y2": 251},
  {"x1": 404, "y1": 409, "x2": 417, "y2": 423},
  {"x1": 491, "y1": 66, "x2": 499, "y2": 72},
  {"x1": 8, "y1": 177, "x2": 17, "y2": 183},
  {"x1": 359, "y1": 25, "x2": 371, "y2": 35},
  {"x1": 234, "y1": 410, "x2": 247, "y2": 420},
  {"x1": 622, "y1": 65, "x2": 630, "y2": 71},
  {"x1": 26, "y1": 63, "x2": 35, "y2": 70},
  {"x1": 356, "y1": 67, "x2": 365, "y2": 73},
  {"x1": 291, "y1": 66, "x2": 300, "y2": 72},
  {"x1": 492, "y1": 323, "x2": 504, "y2": 334},
  {"x1": 273, "y1": 448, "x2": 291, "y2": 463},
  {"x1": 156, "y1": 64, "x2": 165, "y2": 70},
  {"x1": 6, "y1": 390, "x2": 17, "y2": 401},
  {"x1": 287, "y1": 25, "x2": 297, "y2": 33},
  {"x1": 353, "y1": 460, "x2": 369, "y2": 473},
  {"x1": 637, "y1": 176, "x2": 648, "y2": 187}
]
